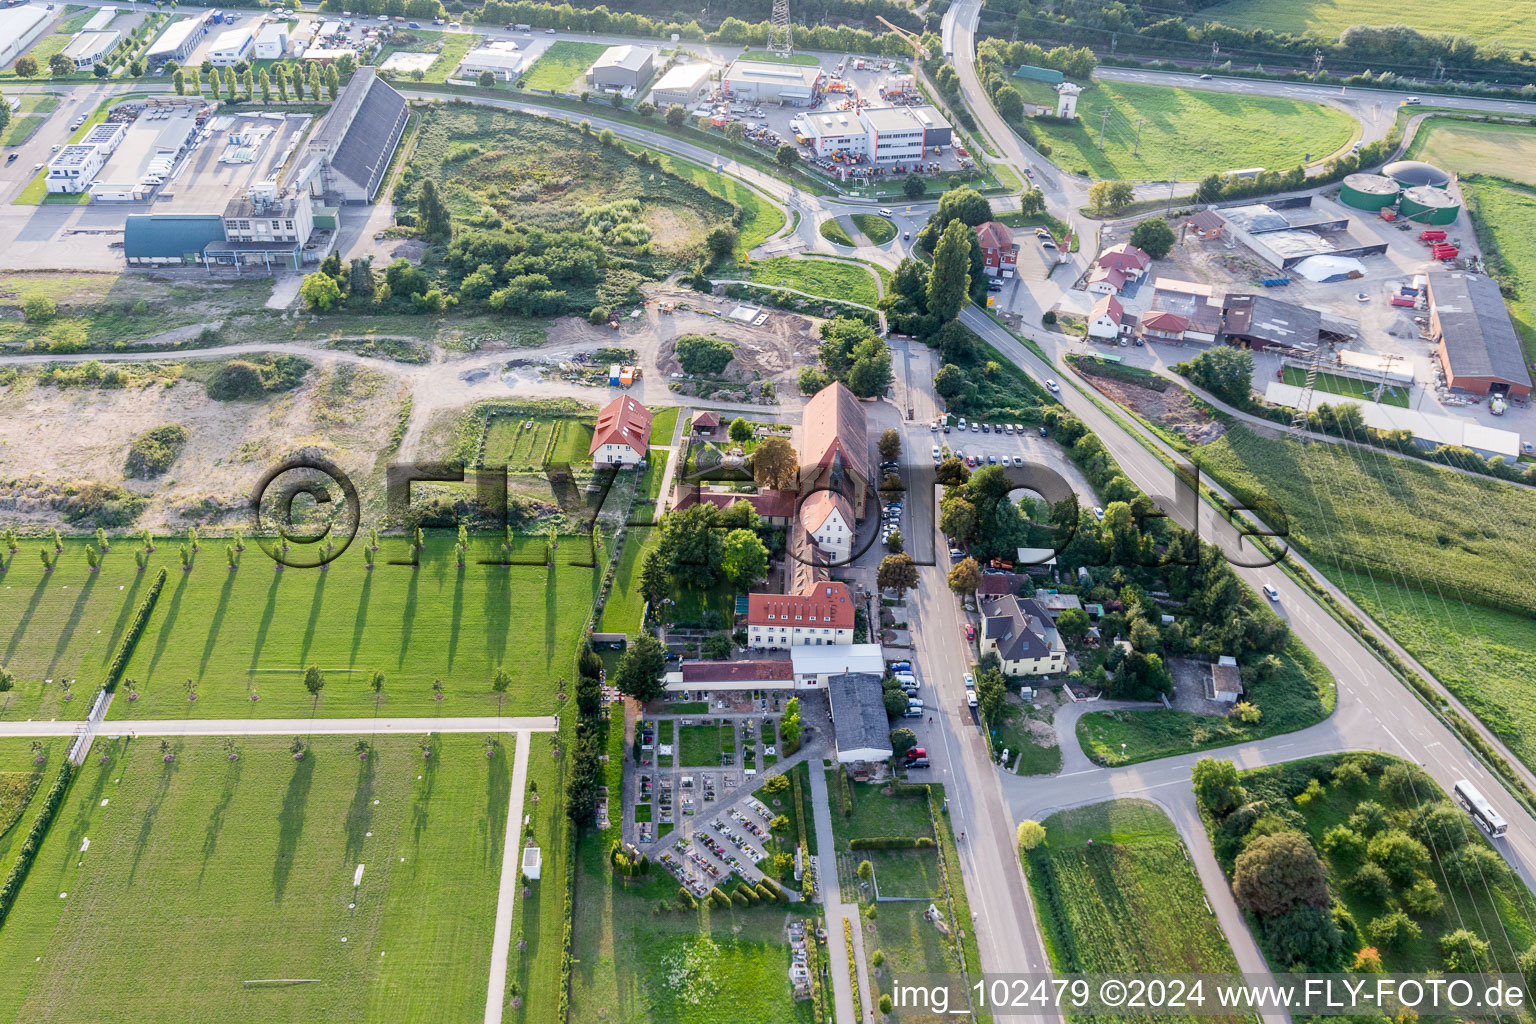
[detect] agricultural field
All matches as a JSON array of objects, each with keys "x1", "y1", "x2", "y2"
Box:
[
  {"x1": 1462, "y1": 177, "x2": 1536, "y2": 358},
  {"x1": 0, "y1": 734, "x2": 511, "y2": 1024},
  {"x1": 1280, "y1": 365, "x2": 1409, "y2": 407},
  {"x1": 1201, "y1": 0, "x2": 1536, "y2": 55},
  {"x1": 1193, "y1": 424, "x2": 1536, "y2": 769},
  {"x1": 1205, "y1": 754, "x2": 1536, "y2": 975},
  {"x1": 1405, "y1": 119, "x2": 1536, "y2": 187},
  {"x1": 1026, "y1": 801, "x2": 1246, "y2": 1024},
  {"x1": 748, "y1": 257, "x2": 880, "y2": 307},
  {"x1": 0, "y1": 535, "x2": 595, "y2": 722},
  {"x1": 481, "y1": 414, "x2": 597, "y2": 470},
  {"x1": 849, "y1": 213, "x2": 895, "y2": 245},
  {"x1": 1076, "y1": 638, "x2": 1336, "y2": 765},
  {"x1": 375, "y1": 28, "x2": 475, "y2": 84},
  {"x1": 518, "y1": 41, "x2": 609, "y2": 92},
  {"x1": 1032, "y1": 81, "x2": 1357, "y2": 181}
]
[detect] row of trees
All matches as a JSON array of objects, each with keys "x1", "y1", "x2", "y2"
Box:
[
  {"x1": 169, "y1": 60, "x2": 341, "y2": 103},
  {"x1": 797, "y1": 317, "x2": 893, "y2": 399}
]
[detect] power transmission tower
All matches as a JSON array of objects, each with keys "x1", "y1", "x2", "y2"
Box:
[
  {"x1": 768, "y1": 0, "x2": 793, "y2": 55},
  {"x1": 1312, "y1": 48, "x2": 1324, "y2": 76},
  {"x1": 1098, "y1": 106, "x2": 1109, "y2": 150}
]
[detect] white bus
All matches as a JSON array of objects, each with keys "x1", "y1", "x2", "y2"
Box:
[{"x1": 1454, "y1": 780, "x2": 1508, "y2": 837}]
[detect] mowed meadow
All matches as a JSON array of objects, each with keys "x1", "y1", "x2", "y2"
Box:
[
  {"x1": 0, "y1": 735, "x2": 512, "y2": 1024},
  {"x1": 0, "y1": 534, "x2": 598, "y2": 721}
]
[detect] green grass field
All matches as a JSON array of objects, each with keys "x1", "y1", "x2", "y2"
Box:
[
  {"x1": 0, "y1": 734, "x2": 509, "y2": 1024},
  {"x1": 639, "y1": 146, "x2": 786, "y2": 256},
  {"x1": 1280, "y1": 366, "x2": 1410, "y2": 407},
  {"x1": 1, "y1": 95, "x2": 60, "y2": 146},
  {"x1": 0, "y1": 739, "x2": 65, "y2": 880},
  {"x1": 1193, "y1": 423, "x2": 1536, "y2": 769},
  {"x1": 1033, "y1": 81, "x2": 1357, "y2": 181},
  {"x1": 0, "y1": 535, "x2": 594, "y2": 722},
  {"x1": 482, "y1": 414, "x2": 596, "y2": 470},
  {"x1": 819, "y1": 217, "x2": 855, "y2": 246},
  {"x1": 1026, "y1": 800, "x2": 1246, "y2": 1023},
  {"x1": 868, "y1": 847, "x2": 940, "y2": 898},
  {"x1": 748, "y1": 257, "x2": 879, "y2": 306},
  {"x1": 849, "y1": 213, "x2": 895, "y2": 244},
  {"x1": 519, "y1": 41, "x2": 609, "y2": 93},
  {"x1": 1202, "y1": 0, "x2": 1536, "y2": 54},
  {"x1": 1213, "y1": 754, "x2": 1536, "y2": 975},
  {"x1": 504, "y1": 730, "x2": 569, "y2": 1024},
  {"x1": 376, "y1": 29, "x2": 475, "y2": 84},
  {"x1": 1462, "y1": 177, "x2": 1536, "y2": 359},
  {"x1": 1077, "y1": 638, "x2": 1335, "y2": 766},
  {"x1": 600, "y1": 526, "x2": 655, "y2": 636},
  {"x1": 1406, "y1": 119, "x2": 1536, "y2": 187}
]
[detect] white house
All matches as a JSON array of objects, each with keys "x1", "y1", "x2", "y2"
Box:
[
  {"x1": 801, "y1": 491, "x2": 854, "y2": 565},
  {"x1": 790, "y1": 643, "x2": 883, "y2": 689},
  {"x1": 980, "y1": 595, "x2": 1067, "y2": 676},
  {"x1": 588, "y1": 394, "x2": 652, "y2": 465},
  {"x1": 1087, "y1": 294, "x2": 1124, "y2": 340},
  {"x1": 747, "y1": 581, "x2": 856, "y2": 649}
]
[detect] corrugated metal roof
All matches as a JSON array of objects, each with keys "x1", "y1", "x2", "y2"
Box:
[{"x1": 123, "y1": 214, "x2": 225, "y2": 259}]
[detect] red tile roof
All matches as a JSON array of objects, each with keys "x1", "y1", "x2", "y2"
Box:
[
  {"x1": 692, "y1": 410, "x2": 721, "y2": 430},
  {"x1": 978, "y1": 574, "x2": 1022, "y2": 596},
  {"x1": 1098, "y1": 243, "x2": 1150, "y2": 273},
  {"x1": 679, "y1": 660, "x2": 794, "y2": 684},
  {"x1": 1089, "y1": 265, "x2": 1126, "y2": 291},
  {"x1": 974, "y1": 221, "x2": 1015, "y2": 253},
  {"x1": 1141, "y1": 310, "x2": 1190, "y2": 333},
  {"x1": 748, "y1": 580, "x2": 856, "y2": 629},
  {"x1": 1091, "y1": 295, "x2": 1124, "y2": 323},
  {"x1": 799, "y1": 382, "x2": 868, "y2": 487},
  {"x1": 800, "y1": 490, "x2": 853, "y2": 532},
  {"x1": 589, "y1": 394, "x2": 653, "y2": 456}
]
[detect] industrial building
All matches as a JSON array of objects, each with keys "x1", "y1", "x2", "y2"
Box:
[
  {"x1": 1264, "y1": 380, "x2": 1521, "y2": 459},
  {"x1": 208, "y1": 182, "x2": 317, "y2": 269},
  {"x1": 289, "y1": 67, "x2": 407, "y2": 203},
  {"x1": 145, "y1": 16, "x2": 206, "y2": 67},
  {"x1": 1221, "y1": 293, "x2": 1324, "y2": 354},
  {"x1": 89, "y1": 111, "x2": 198, "y2": 203},
  {"x1": 826, "y1": 672, "x2": 893, "y2": 765},
  {"x1": 62, "y1": 29, "x2": 119, "y2": 69},
  {"x1": 80, "y1": 6, "x2": 117, "y2": 32},
  {"x1": 722, "y1": 58, "x2": 822, "y2": 105},
  {"x1": 1383, "y1": 159, "x2": 1452, "y2": 190},
  {"x1": 458, "y1": 40, "x2": 522, "y2": 81},
  {"x1": 207, "y1": 23, "x2": 255, "y2": 66},
  {"x1": 44, "y1": 122, "x2": 125, "y2": 193},
  {"x1": 1146, "y1": 279, "x2": 1223, "y2": 343},
  {"x1": 1399, "y1": 185, "x2": 1461, "y2": 225},
  {"x1": 1427, "y1": 271, "x2": 1533, "y2": 400},
  {"x1": 586, "y1": 43, "x2": 654, "y2": 91},
  {"x1": 0, "y1": 4, "x2": 50, "y2": 67},
  {"x1": 794, "y1": 104, "x2": 950, "y2": 166},
  {"x1": 254, "y1": 21, "x2": 288, "y2": 59},
  {"x1": 649, "y1": 60, "x2": 713, "y2": 107},
  {"x1": 1215, "y1": 196, "x2": 1388, "y2": 271}
]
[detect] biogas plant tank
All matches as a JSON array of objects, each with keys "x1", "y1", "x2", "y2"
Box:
[
  {"x1": 1399, "y1": 185, "x2": 1460, "y2": 225},
  {"x1": 1339, "y1": 173, "x2": 1400, "y2": 211}
]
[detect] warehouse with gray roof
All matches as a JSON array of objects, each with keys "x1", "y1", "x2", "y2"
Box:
[
  {"x1": 1428, "y1": 271, "x2": 1532, "y2": 400},
  {"x1": 290, "y1": 67, "x2": 407, "y2": 203}
]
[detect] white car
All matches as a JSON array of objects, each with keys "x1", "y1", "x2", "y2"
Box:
[
  {"x1": 879, "y1": 208, "x2": 893, "y2": 217},
  {"x1": 1263, "y1": 584, "x2": 1280, "y2": 602},
  {"x1": 1045, "y1": 379, "x2": 1060, "y2": 393},
  {"x1": 931, "y1": 445, "x2": 942, "y2": 461},
  {"x1": 1092, "y1": 506, "x2": 1105, "y2": 521},
  {"x1": 966, "y1": 689, "x2": 978, "y2": 708}
]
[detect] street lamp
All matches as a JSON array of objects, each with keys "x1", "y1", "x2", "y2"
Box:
[{"x1": 1120, "y1": 742, "x2": 1126, "y2": 761}]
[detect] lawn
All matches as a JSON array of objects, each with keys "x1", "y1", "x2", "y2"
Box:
[
  {"x1": 1076, "y1": 638, "x2": 1336, "y2": 765},
  {"x1": 748, "y1": 257, "x2": 879, "y2": 306},
  {"x1": 1201, "y1": 0, "x2": 1536, "y2": 54},
  {"x1": 1405, "y1": 119, "x2": 1536, "y2": 187},
  {"x1": 819, "y1": 217, "x2": 855, "y2": 246},
  {"x1": 1462, "y1": 176, "x2": 1536, "y2": 359},
  {"x1": 1207, "y1": 754, "x2": 1536, "y2": 976},
  {"x1": 991, "y1": 699, "x2": 1061, "y2": 775},
  {"x1": 482, "y1": 414, "x2": 596, "y2": 470},
  {"x1": 1, "y1": 95, "x2": 60, "y2": 146},
  {"x1": 1280, "y1": 365, "x2": 1410, "y2": 407},
  {"x1": 868, "y1": 847, "x2": 940, "y2": 898},
  {"x1": 1032, "y1": 81, "x2": 1357, "y2": 181},
  {"x1": 1026, "y1": 801, "x2": 1246, "y2": 1024},
  {"x1": 1192, "y1": 422, "x2": 1536, "y2": 769},
  {"x1": 849, "y1": 213, "x2": 895, "y2": 244},
  {"x1": 599, "y1": 526, "x2": 655, "y2": 636},
  {"x1": 33, "y1": 534, "x2": 598, "y2": 721},
  {"x1": 375, "y1": 28, "x2": 475, "y2": 84},
  {"x1": 519, "y1": 41, "x2": 609, "y2": 93},
  {"x1": 863, "y1": 901, "x2": 962, "y2": 1020},
  {"x1": 0, "y1": 734, "x2": 510, "y2": 1024},
  {"x1": 678, "y1": 721, "x2": 726, "y2": 767},
  {"x1": 0, "y1": 739, "x2": 65, "y2": 881},
  {"x1": 634, "y1": 145, "x2": 785, "y2": 256},
  {"x1": 504, "y1": 731, "x2": 570, "y2": 1024}
]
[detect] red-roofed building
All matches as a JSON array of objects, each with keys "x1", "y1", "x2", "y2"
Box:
[
  {"x1": 747, "y1": 580, "x2": 856, "y2": 648},
  {"x1": 1140, "y1": 310, "x2": 1190, "y2": 343},
  {"x1": 801, "y1": 490, "x2": 854, "y2": 563},
  {"x1": 673, "y1": 487, "x2": 796, "y2": 526},
  {"x1": 666, "y1": 659, "x2": 797, "y2": 694},
  {"x1": 691, "y1": 410, "x2": 721, "y2": 435},
  {"x1": 975, "y1": 221, "x2": 1019, "y2": 278},
  {"x1": 589, "y1": 394, "x2": 653, "y2": 464},
  {"x1": 1088, "y1": 295, "x2": 1124, "y2": 340},
  {"x1": 1097, "y1": 242, "x2": 1151, "y2": 278},
  {"x1": 798, "y1": 382, "x2": 869, "y2": 512},
  {"x1": 1086, "y1": 264, "x2": 1126, "y2": 296}
]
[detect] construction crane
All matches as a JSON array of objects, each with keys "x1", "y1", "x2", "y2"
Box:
[{"x1": 877, "y1": 16, "x2": 928, "y2": 61}]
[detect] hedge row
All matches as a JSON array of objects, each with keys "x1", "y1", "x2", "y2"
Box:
[
  {"x1": 0, "y1": 761, "x2": 76, "y2": 929},
  {"x1": 850, "y1": 835, "x2": 936, "y2": 850},
  {"x1": 790, "y1": 768, "x2": 809, "y2": 851},
  {"x1": 758, "y1": 876, "x2": 790, "y2": 903},
  {"x1": 103, "y1": 566, "x2": 167, "y2": 692},
  {"x1": 838, "y1": 766, "x2": 855, "y2": 818}
]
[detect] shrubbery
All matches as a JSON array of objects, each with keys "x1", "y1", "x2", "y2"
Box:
[
  {"x1": 206, "y1": 356, "x2": 312, "y2": 401},
  {"x1": 124, "y1": 425, "x2": 189, "y2": 479},
  {"x1": 674, "y1": 334, "x2": 734, "y2": 376}
]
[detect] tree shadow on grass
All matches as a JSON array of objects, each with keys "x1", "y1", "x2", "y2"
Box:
[
  {"x1": 344, "y1": 751, "x2": 375, "y2": 864},
  {"x1": 199, "y1": 754, "x2": 242, "y2": 883},
  {"x1": 45, "y1": 569, "x2": 98, "y2": 682},
  {"x1": 196, "y1": 569, "x2": 238, "y2": 683},
  {"x1": 126, "y1": 739, "x2": 180, "y2": 889},
  {"x1": 482, "y1": 566, "x2": 510, "y2": 675},
  {"x1": 397, "y1": 564, "x2": 420, "y2": 671},
  {"x1": 296, "y1": 569, "x2": 328, "y2": 669},
  {"x1": 142, "y1": 572, "x2": 189, "y2": 681},
  {"x1": 348, "y1": 568, "x2": 372, "y2": 669},
  {"x1": 248, "y1": 567, "x2": 284, "y2": 674},
  {"x1": 100, "y1": 566, "x2": 146, "y2": 673},
  {"x1": 410, "y1": 733, "x2": 440, "y2": 857},
  {"x1": 272, "y1": 752, "x2": 315, "y2": 903},
  {"x1": 57, "y1": 738, "x2": 122, "y2": 876},
  {"x1": 2, "y1": 574, "x2": 53, "y2": 669},
  {"x1": 484, "y1": 742, "x2": 510, "y2": 869}
]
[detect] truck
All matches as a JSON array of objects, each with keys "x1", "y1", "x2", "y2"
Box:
[{"x1": 1419, "y1": 228, "x2": 1447, "y2": 242}]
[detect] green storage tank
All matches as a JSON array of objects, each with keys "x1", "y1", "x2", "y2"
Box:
[
  {"x1": 1339, "y1": 173, "x2": 1400, "y2": 211},
  {"x1": 1399, "y1": 185, "x2": 1460, "y2": 225}
]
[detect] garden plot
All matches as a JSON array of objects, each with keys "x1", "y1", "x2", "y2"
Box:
[
  {"x1": 481, "y1": 414, "x2": 597, "y2": 470},
  {"x1": 0, "y1": 735, "x2": 510, "y2": 1024}
]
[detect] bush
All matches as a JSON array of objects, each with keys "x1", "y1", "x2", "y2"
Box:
[
  {"x1": 1341, "y1": 861, "x2": 1391, "y2": 902},
  {"x1": 104, "y1": 568, "x2": 167, "y2": 692},
  {"x1": 124, "y1": 424, "x2": 189, "y2": 479},
  {"x1": 849, "y1": 836, "x2": 936, "y2": 850},
  {"x1": 1233, "y1": 832, "x2": 1329, "y2": 916},
  {"x1": 674, "y1": 334, "x2": 734, "y2": 376},
  {"x1": 1366, "y1": 909, "x2": 1421, "y2": 950},
  {"x1": 23, "y1": 295, "x2": 58, "y2": 323},
  {"x1": 205, "y1": 361, "x2": 266, "y2": 400}
]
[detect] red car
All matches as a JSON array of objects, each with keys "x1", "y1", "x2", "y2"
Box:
[{"x1": 964, "y1": 623, "x2": 975, "y2": 640}]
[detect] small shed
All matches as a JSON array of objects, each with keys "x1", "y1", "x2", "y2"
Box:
[
  {"x1": 1210, "y1": 655, "x2": 1243, "y2": 704},
  {"x1": 590, "y1": 631, "x2": 627, "y2": 650},
  {"x1": 692, "y1": 410, "x2": 721, "y2": 434}
]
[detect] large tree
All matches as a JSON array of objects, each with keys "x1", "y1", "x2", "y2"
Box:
[
  {"x1": 720, "y1": 528, "x2": 769, "y2": 587},
  {"x1": 947, "y1": 556, "x2": 982, "y2": 596},
  {"x1": 877, "y1": 553, "x2": 919, "y2": 598},
  {"x1": 927, "y1": 219, "x2": 973, "y2": 322},
  {"x1": 1181, "y1": 346, "x2": 1255, "y2": 408},
  {"x1": 614, "y1": 632, "x2": 668, "y2": 702},
  {"x1": 1192, "y1": 757, "x2": 1244, "y2": 816},
  {"x1": 877, "y1": 428, "x2": 901, "y2": 462},
  {"x1": 1233, "y1": 831, "x2": 1330, "y2": 917},
  {"x1": 417, "y1": 179, "x2": 452, "y2": 244},
  {"x1": 658, "y1": 503, "x2": 726, "y2": 588},
  {"x1": 752, "y1": 436, "x2": 798, "y2": 490},
  {"x1": 1130, "y1": 217, "x2": 1176, "y2": 259}
]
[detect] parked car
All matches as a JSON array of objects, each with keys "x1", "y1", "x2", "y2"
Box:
[
  {"x1": 905, "y1": 747, "x2": 927, "y2": 761},
  {"x1": 906, "y1": 756, "x2": 931, "y2": 768},
  {"x1": 931, "y1": 445, "x2": 942, "y2": 461},
  {"x1": 1014, "y1": 423, "x2": 1024, "y2": 433},
  {"x1": 963, "y1": 623, "x2": 975, "y2": 640},
  {"x1": 1013, "y1": 455, "x2": 1025, "y2": 466},
  {"x1": 1039, "y1": 426, "x2": 1048, "y2": 437},
  {"x1": 986, "y1": 454, "x2": 997, "y2": 465},
  {"x1": 906, "y1": 698, "x2": 925, "y2": 709},
  {"x1": 889, "y1": 661, "x2": 912, "y2": 673},
  {"x1": 981, "y1": 423, "x2": 990, "y2": 433},
  {"x1": 966, "y1": 689, "x2": 978, "y2": 708},
  {"x1": 902, "y1": 707, "x2": 923, "y2": 718}
]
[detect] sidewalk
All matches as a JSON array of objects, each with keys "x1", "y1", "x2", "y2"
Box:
[{"x1": 807, "y1": 763, "x2": 874, "y2": 1023}]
